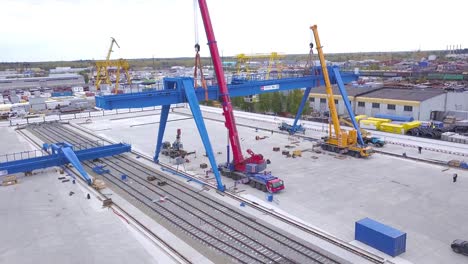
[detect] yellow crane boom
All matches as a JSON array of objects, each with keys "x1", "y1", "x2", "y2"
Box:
[
  {"x1": 106, "y1": 37, "x2": 120, "y2": 61},
  {"x1": 310, "y1": 25, "x2": 342, "y2": 139}
]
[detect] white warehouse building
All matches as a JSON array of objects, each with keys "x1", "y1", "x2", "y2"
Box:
[{"x1": 307, "y1": 86, "x2": 462, "y2": 121}]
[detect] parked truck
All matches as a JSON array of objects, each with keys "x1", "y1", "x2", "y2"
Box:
[
  {"x1": 363, "y1": 136, "x2": 385, "y2": 147},
  {"x1": 278, "y1": 122, "x2": 305, "y2": 134},
  {"x1": 218, "y1": 149, "x2": 285, "y2": 193}
]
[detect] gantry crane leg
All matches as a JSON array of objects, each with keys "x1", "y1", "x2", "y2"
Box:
[
  {"x1": 331, "y1": 66, "x2": 365, "y2": 145},
  {"x1": 153, "y1": 79, "x2": 225, "y2": 192},
  {"x1": 291, "y1": 86, "x2": 312, "y2": 133},
  {"x1": 154, "y1": 104, "x2": 171, "y2": 163},
  {"x1": 181, "y1": 79, "x2": 225, "y2": 191}
]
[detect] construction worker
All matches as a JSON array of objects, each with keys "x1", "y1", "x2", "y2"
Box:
[
  {"x1": 453, "y1": 173, "x2": 458, "y2": 183},
  {"x1": 418, "y1": 146, "x2": 422, "y2": 154}
]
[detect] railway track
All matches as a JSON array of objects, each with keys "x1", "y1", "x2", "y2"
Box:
[
  {"x1": 16, "y1": 127, "x2": 193, "y2": 264},
  {"x1": 25, "y1": 122, "x2": 352, "y2": 264}
]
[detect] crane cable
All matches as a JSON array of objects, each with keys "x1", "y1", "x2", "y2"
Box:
[
  {"x1": 193, "y1": 0, "x2": 208, "y2": 101},
  {"x1": 193, "y1": 0, "x2": 199, "y2": 45},
  {"x1": 305, "y1": 31, "x2": 320, "y2": 86}
]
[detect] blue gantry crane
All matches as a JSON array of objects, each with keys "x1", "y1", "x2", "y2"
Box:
[
  {"x1": 0, "y1": 142, "x2": 131, "y2": 184},
  {"x1": 95, "y1": 71, "x2": 357, "y2": 191},
  {"x1": 94, "y1": 1, "x2": 359, "y2": 192}
]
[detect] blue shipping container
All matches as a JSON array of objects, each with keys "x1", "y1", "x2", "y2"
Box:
[
  {"x1": 355, "y1": 218, "x2": 406, "y2": 257},
  {"x1": 374, "y1": 113, "x2": 414, "y2": 122},
  {"x1": 51, "y1": 91, "x2": 73, "y2": 97}
]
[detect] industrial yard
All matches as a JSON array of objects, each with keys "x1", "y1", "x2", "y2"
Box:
[
  {"x1": 0, "y1": 104, "x2": 467, "y2": 263},
  {"x1": 1, "y1": 0, "x2": 468, "y2": 263}
]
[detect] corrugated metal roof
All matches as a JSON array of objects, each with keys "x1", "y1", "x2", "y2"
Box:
[
  {"x1": 362, "y1": 87, "x2": 445, "y2": 101},
  {"x1": 310, "y1": 85, "x2": 445, "y2": 102},
  {"x1": 311, "y1": 86, "x2": 380, "y2": 97}
]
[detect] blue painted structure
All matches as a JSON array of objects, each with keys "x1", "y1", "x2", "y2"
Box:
[
  {"x1": 154, "y1": 78, "x2": 226, "y2": 191},
  {"x1": 375, "y1": 113, "x2": 414, "y2": 122},
  {"x1": 95, "y1": 70, "x2": 358, "y2": 110},
  {"x1": 51, "y1": 91, "x2": 73, "y2": 97},
  {"x1": 94, "y1": 69, "x2": 358, "y2": 191},
  {"x1": 0, "y1": 142, "x2": 131, "y2": 185},
  {"x1": 332, "y1": 67, "x2": 365, "y2": 146},
  {"x1": 355, "y1": 217, "x2": 407, "y2": 257},
  {"x1": 288, "y1": 66, "x2": 364, "y2": 146}
]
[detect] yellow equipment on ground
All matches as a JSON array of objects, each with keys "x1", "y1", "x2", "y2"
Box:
[
  {"x1": 339, "y1": 117, "x2": 371, "y2": 138},
  {"x1": 311, "y1": 25, "x2": 372, "y2": 158}
]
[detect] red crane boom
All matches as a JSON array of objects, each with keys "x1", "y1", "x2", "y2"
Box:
[{"x1": 197, "y1": 0, "x2": 248, "y2": 171}]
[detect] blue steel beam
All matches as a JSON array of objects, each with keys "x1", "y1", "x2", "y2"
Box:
[
  {"x1": 95, "y1": 70, "x2": 358, "y2": 110},
  {"x1": 154, "y1": 104, "x2": 170, "y2": 162},
  {"x1": 291, "y1": 86, "x2": 312, "y2": 132},
  {"x1": 332, "y1": 67, "x2": 365, "y2": 146},
  {"x1": 61, "y1": 146, "x2": 92, "y2": 184},
  {"x1": 181, "y1": 78, "x2": 225, "y2": 191},
  {"x1": 0, "y1": 143, "x2": 131, "y2": 184}
]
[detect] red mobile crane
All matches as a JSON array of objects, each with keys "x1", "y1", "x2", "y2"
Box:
[{"x1": 197, "y1": 0, "x2": 284, "y2": 193}]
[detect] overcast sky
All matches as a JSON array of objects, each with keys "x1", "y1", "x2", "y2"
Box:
[{"x1": 0, "y1": 0, "x2": 466, "y2": 62}]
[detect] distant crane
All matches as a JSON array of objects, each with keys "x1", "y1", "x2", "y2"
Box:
[
  {"x1": 95, "y1": 38, "x2": 131, "y2": 92},
  {"x1": 235, "y1": 52, "x2": 285, "y2": 80},
  {"x1": 95, "y1": 38, "x2": 119, "y2": 90}
]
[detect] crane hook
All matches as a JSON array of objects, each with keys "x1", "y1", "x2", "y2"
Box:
[{"x1": 195, "y1": 43, "x2": 200, "y2": 53}]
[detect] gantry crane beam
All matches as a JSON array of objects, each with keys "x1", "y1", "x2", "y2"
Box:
[{"x1": 95, "y1": 73, "x2": 358, "y2": 109}]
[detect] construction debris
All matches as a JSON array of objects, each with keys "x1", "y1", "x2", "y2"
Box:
[
  {"x1": 255, "y1": 135, "x2": 269, "y2": 140},
  {"x1": 157, "y1": 181, "x2": 167, "y2": 186},
  {"x1": 92, "y1": 179, "x2": 106, "y2": 190},
  {"x1": 292, "y1": 150, "x2": 302, "y2": 157},
  {"x1": 273, "y1": 147, "x2": 280, "y2": 152},
  {"x1": 282, "y1": 150, "x2": 289, "y2": 155},
  {"x1": 146, "y1": 176, "x2": 157, "y2": 181},
  {"x1": 200, "y1": 163, "x2": 208, "y2": 169},
  {"x1": 102, "y1": 198, "x2": 113, "y2": 207},
  {"x1": 335, "y1": 155, "x2": 347, "y2": 160},
  {"x1": 2, "y1": 176, "x2": 18, "y2": 186}
]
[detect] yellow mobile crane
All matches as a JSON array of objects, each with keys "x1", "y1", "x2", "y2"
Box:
[{"x1": 311, "y1": 25, "x2": 373, "y2": 158}]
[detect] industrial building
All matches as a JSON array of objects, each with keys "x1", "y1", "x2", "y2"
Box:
[
  {"x1": 309, "y1": 86, "x2": 468, "y2": 121},
  {"x1": 0, "y1": 74, "x2": 85, "y2": 92}
]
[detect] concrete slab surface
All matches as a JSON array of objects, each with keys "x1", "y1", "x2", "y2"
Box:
[
  {"x1": 78, "y1": 106, "x2": 468, "y2": 264},
  {"x1": 0, "y1": 167, "x2": 160, "y2": 264}
]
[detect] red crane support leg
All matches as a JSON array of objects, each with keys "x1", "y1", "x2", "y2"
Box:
[{"x1": 197, "y1": 0, "x2": 245, "y2": 171}]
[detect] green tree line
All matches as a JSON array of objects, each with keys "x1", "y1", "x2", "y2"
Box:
[{"x1": 229, "y1": 90, "x2": 310, "y2": 115}]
